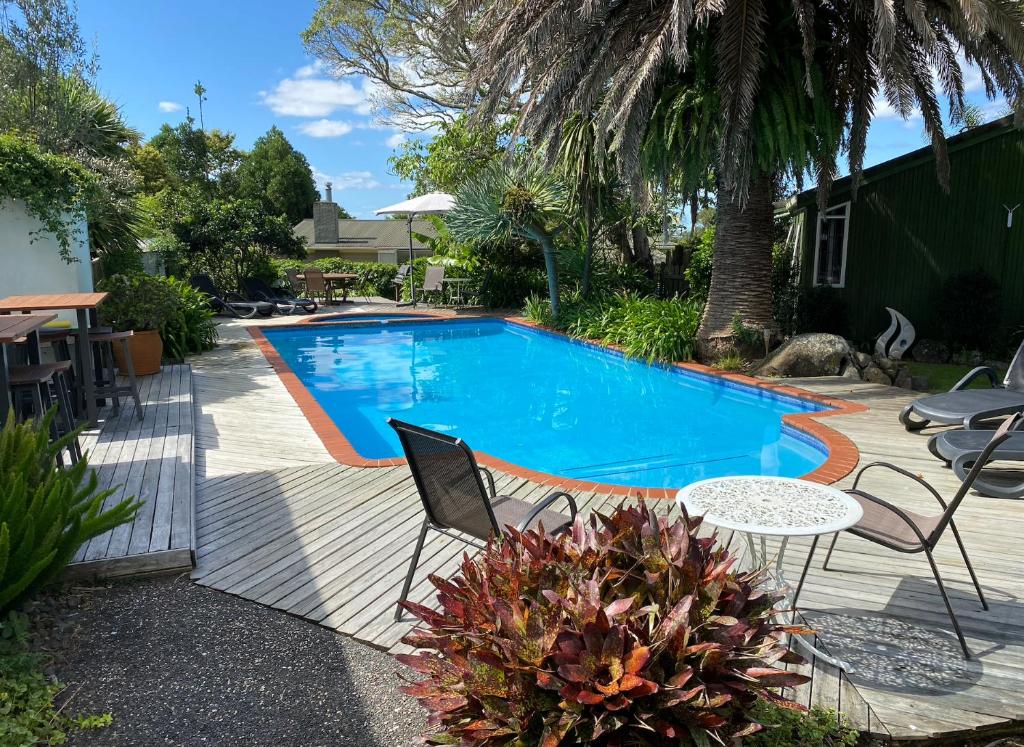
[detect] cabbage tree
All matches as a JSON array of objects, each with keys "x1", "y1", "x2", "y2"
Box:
[{"x1": 447, "y1": 158, "x2": 568, "y2": 319}]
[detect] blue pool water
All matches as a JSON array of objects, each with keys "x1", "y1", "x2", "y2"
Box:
[
  {"x1": 315, "y1": 314, "x2": 429, "y2": 324},
  {"x1": 263, "y1": 319, "x2": 829, "y2": 489}
]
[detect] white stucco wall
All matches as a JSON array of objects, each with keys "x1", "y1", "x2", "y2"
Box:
[{"x1": 0, "y1": 198, "x2": 93, "y2": 322}]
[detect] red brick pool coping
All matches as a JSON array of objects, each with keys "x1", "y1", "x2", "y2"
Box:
[{"x1": 248, "y1": 313, "x2": 867, "y2": 499}]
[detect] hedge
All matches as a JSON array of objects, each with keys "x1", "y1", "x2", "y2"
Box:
[{"x1": 270, "y1": 258, "x2": 399, "y2": 298}]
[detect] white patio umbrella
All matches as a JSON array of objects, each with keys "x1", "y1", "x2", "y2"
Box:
[{"x1": 374, "y1": 192, "x2": 455, "y2": 306}]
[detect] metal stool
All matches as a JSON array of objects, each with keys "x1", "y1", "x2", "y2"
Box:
[
  {"x1": 40, "y1": 327, "x2": 79, "y2": 418},
  {"x1": 9, "y1": 361, "x2": 83, "y2": 465},
  {"x1": 90, "y1": 330, "x2": 144, "y2": 420}
]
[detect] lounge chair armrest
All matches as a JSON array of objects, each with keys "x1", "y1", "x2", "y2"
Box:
[
  {"x1": 478, "y1": 466, "x2": 497, "y2": 497},
  {"x1": 952, "y1": 366, "x2": 999, "y2": 391},
  {"x1": 224, "y1": 292, "x2": 248, "y2": 303},
  {"x1": 965, "y1": 405, "x2": 1024, "y2": 430},
  {"x1": 515, "y1": 491, "x2": 578, "y2": 533},
  {"x1": 845, "y1": 489, "x2": 932, "y2": 546},
  {"x1": 852, "y1": 461, "x2": 948, "y2": 508}
]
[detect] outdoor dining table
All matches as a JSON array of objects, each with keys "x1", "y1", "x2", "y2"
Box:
[
  {"x1": 441, "y1": 277, "x2": 472, "y2": 306},
  {"x1": 677, "y1": 475, "x2": 863, "y2": 671},
  {"x1": 296, "y1": 272, "x2": 358, "y2": 304},
  {"x1": 0, "y1": 313, "x2": 57, "y2": 426},
  {"x1": 0, "y1": 293, "x2": 108, "y2": 426}
]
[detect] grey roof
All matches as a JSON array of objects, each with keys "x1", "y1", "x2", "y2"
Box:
[{"x1": 293, "y1": 218, "x2": 438, "y2": 250}]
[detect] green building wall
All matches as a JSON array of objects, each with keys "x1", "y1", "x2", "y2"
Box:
[{"x1": 793, "y1": 121, "x2": 1024, "y2": 346}]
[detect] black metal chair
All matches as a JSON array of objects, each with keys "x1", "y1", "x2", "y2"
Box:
[
  {"x1": 242, "y1": 277, "x2": 318, "y2": 315},
  {"x1": 824, "y1": 412, "x2": 1020, "y2": 658},
  {"x1": 388, "y1": 418, "x2": 578, "y2": 622}
]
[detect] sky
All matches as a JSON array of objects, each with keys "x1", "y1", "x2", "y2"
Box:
[{"x1": 76, "y1": 0, "x2": 1009, "y2": 219}]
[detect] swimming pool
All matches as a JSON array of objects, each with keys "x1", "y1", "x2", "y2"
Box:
[
  {"x1": 312, "y1": 313, "x2": 431, "y2": 324},
  {"x1": 261, "y1": 318, "x2": 831, "y2": 490}
]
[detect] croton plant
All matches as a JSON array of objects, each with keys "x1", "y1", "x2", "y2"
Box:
[{"x1": 398, "y1": 500, "x2": 809, "y2": 746}]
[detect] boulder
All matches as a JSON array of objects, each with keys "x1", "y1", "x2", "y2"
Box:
[
  {"x1": 894, "y1": 367, "x2": 913, "y2": 389},
  {"x1": 754, "y1": 333, "x2": 853, "y2": 378},
  {"x1": 854, "y1": 351, "x2": 873, "y2": 370},
  {"x1": 911, "y1": 338, "x2": 949, "y2": 364},
  {"x1": 840, "y1": 363, "x2": 862, "y2": 380},
  {"x1": 873, "y1": 354, "x2": 899, "y2": 376},
  {"x1": 862, "y1": 363, "x2": 892, "y2": 385}
]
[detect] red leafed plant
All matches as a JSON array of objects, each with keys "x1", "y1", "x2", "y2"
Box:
[{"x1": 397, "y1": 500, "x2": 809, "y2": 746}]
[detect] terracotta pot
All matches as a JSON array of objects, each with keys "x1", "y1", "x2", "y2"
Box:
[{"x1": 113, "y1": 329, "x2": 163, "y2": 376}]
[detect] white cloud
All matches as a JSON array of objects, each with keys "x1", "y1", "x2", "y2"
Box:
[
  {"x1": 385, "y1": 131, "x2": 407, "y2": 148},
  {"x1": 297, "y1": 119, "x2": 354, "y2": 138},
  {"x1": 158, "y1": 101, "x2": 182, "y2": 113},
  {"x1": 313, "y1": 168, "x2": 383, "y2": 191},
  {"x1": 261, "y1": 63, "x2": 370, "y2": 117}
]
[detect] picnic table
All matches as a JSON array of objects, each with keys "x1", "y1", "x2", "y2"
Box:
[
  {"x1": 0, "y1": 293, "x2": 108, "y2": 425},
  {"x1": 296, "y1": 272, "x2": 358, "y2": 304},
  {"x1": 0, "y1": 313, "x2": 57, "y2": 425}
]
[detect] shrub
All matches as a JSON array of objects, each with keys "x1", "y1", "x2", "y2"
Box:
[
  {"x1": 794, "y1": 286, "x2": 850, "y2": 337},
  {"x1": 746, "y1": 703, "x2": 858, "y2": 746},
  {"x1": 98, "y1": 248, "x2": 144, "y2": 279},
  {"x1": 526, "y1": 292, "x2": 702, "y2": 362},
  {"x1": 271, "y1": 258, "x2": 399, "y2": 298},
  {"x1": 160, "y1": 277, "x2": 218, "y2": 360},
  {"x1": 97, "y1": 273, "x2": 180, "y2": 332},
  {"x1": 936, "y1": 268, "x2": 1002, "y2": 354},
  {"x1": 771, "y1": 242, "x2": 800, "y2": 336},
  {"x1": 399, "y1": 501, "x2": 807, "y2": 746},
  {"x1": 0, "y1": 611, "x2": 114, "y2": 745},
  {"x1": 0, "y1": 411, "x2": 140, "y2": 611},
  {"x1": 683, "y1": 225, "x2": 715, "y2": 305}
]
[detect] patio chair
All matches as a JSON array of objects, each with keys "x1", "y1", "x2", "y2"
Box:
[
  {"x1": 302, "y1": 269, "x2": 333, "y2": 304},
  {"x1": 421, "y1": 265, "x2": 445, "y2": 305},
  {"x1": 392, "y1": 264, "x2": 411, "y2": 301},
  {"x1": 284, "y1": 268, "x2": 304, "y2": 295},
  {"x1": 242, "y1": 277, "x2": 317, "y2": 315},
  {"x1": 927, "y1": 418, "x2": 1024, "y2": 498},
  {"x1": 900, "y1": 338, "x2": 1024, "y2": 431},
  {"x1": 190, "y1": 274, "x2": 275, "y2": 319},
  {"x1": 388, "y1": 418, "x2": 578, "y2": 622},
  {"x1": 823, "y1": 412, "x2": 1020, "y2": 658}
]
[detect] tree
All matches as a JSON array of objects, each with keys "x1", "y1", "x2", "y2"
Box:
[
  {"x1": 448, "y1": 158, "x2": 567, "y2": 318},
  {"x1": 158, "y1": 189, "x2": 306, "y2": 291},
  {"x1": 237, "y1": 126, "x2": 317, "y2": 224},
  {"x1": 147, "y1": 118, "x2": 243, "y2": 196},
  {"x1": 193, "y1": 79, "x2": 207, "y2": 130},
  {"x1": 302, "y1": 0, "x2": 517, "y2": 132},
  {"x1": 389, "y1": 115, "x2": 512, "y2": 196},
  {"x1": 452, "y1": 0, "x2": 1024, "y2": 353}
]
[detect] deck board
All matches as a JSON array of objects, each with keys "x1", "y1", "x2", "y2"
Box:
[
  {"x1": 188, "y1": 312, "x2": 1024, "y2": 742},
  {"x1": 70, "y1": 364, "x2": 194, "y2": 576}
]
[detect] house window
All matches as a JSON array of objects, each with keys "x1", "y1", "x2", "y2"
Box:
[{"x1": 813, "y1": 202, "x2": 850, "y2": 287}]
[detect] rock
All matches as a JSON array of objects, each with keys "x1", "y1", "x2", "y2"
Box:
[
  {"x1": 840, "y1": 363, "x2": 862, "y2": 380},
  {"x1": 911, "y1": 375, "x2": 931, "y2": 392},
  {"x1": 873, "y1": 354, "x2": 899, "y2": 376},
  {"x1": 854, "y1": 351, "x2": 873, "y2": 370},
  {"x1": 862, "y1": 363, "x2": 892, "y2": 385},
  {"x1": 910, "y1": 338, "x2": 950, "y2": 364},
  {"x1": 753, "y1": 333, "x2": 853, "y2": 378},
  {"x1": 894, "y1": 367, "x2": 913, "y2": 389}
]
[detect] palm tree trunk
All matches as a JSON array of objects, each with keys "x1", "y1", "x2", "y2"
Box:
[
  {"x1": 697, "y1": 173, "x2": 776, "y2": 358},
  {"x1": 540, "y1": 235, "x2": 560, "y2": 319}
]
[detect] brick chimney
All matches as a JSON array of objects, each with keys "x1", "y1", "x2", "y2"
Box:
[{"x1": 312, "y1": 181, "x2": 338, "y2": 245}]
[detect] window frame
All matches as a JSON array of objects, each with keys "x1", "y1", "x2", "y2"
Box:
[{"x1": 812, "y1": 201, "x2": 851, "y2": 288}]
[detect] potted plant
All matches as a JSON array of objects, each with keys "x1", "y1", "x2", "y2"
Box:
[{"x1": 97, "y1": 274, "x2": 179, "y2": 375}]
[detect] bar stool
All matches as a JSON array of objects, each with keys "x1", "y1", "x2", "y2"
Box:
[
  {"x1": 40, "y1": 327, "x2": 78, "y2": 418},
  {"x1": 90, "y1": 330, "x2": 144, "y2": 420},
  {"x1": 9, "y1": 361, "x2": 83, "y2": 465}
]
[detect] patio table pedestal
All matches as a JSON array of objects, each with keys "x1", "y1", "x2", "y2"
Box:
[{"x1": 677, "y1": 476, "x2": 863, "y2": 671}]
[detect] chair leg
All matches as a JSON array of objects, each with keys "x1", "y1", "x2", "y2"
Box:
[
  {"x1": 948, "y1": 521, "x2": 988, "y2": 610},
  {"x1": 925, "y1": 548, "x2": 971, "y2": 659},
  {"x1": 822, "y1": 532, "x2": 840, "y2": 570},
  {"x1": 102, "y1": 342, "x2": 120, "y2": 416},
  {"x1": 395, "y1": 518, "x2": 430, "y2": 622},
  {"x1": 120, "y1": 339, "x2": 144, "y2": 421},
  {"x1": 55, "y1": 373, "x2": 81, "y2": 464}
]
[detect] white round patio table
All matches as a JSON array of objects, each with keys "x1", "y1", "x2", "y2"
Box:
[{"x1": 676, "y1": 476, "x2": 863, "y2": 671}]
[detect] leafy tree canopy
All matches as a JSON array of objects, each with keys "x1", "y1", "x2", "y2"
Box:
[
  {"x1": 389, "y1": 115, "x2": 514, "y2": 196},
  {"x1": 147, "y1": 119, "x2": 243, "y2": 197},
  {"x1": 236, "y1": 126, "x2": 317, "y2": 224}
]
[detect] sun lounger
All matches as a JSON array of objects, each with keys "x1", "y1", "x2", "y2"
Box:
[
  {"x1": 899, "y1": 339, "x2": 1024, "y2": 430},
  {"x1": 242, "y1": 277, "x2": 317, "y2": 314},
  {"x1": 190, "y1": 274, "x2": 275, "y2": 319}
]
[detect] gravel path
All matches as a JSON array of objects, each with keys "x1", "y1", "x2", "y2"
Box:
[{"x1": 54, "y1": 575, "x2": 425, "y2": 746}]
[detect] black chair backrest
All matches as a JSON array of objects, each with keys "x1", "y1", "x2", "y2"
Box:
[
  {"x1": 190, "y1": 274, "x2": 221, "y2": 298},
  {"x1": 388, "y1": 418, "x2": 498, "y2": 539},
  {"x1": 242, "y1": 277, "x2": 276, "y2": 300},
  {"x1": 932, "y1": 411, "x2": 1022, "y2": 542}
]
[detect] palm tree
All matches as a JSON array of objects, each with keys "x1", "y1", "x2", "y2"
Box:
[
  {"x1": 450, "y1": 0, "x2": 1024, "y2": 353},
  {"x1": 447, "y1": 158, "x2": 568, "y2": 318}
]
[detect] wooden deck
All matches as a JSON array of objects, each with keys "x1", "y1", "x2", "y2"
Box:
[
  {"x1": 70, "y1": 363, "x2": 195, "y2": 577},
  {"x1": 188, "y1": 310, "x2": 1024, "y2": 743}
]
